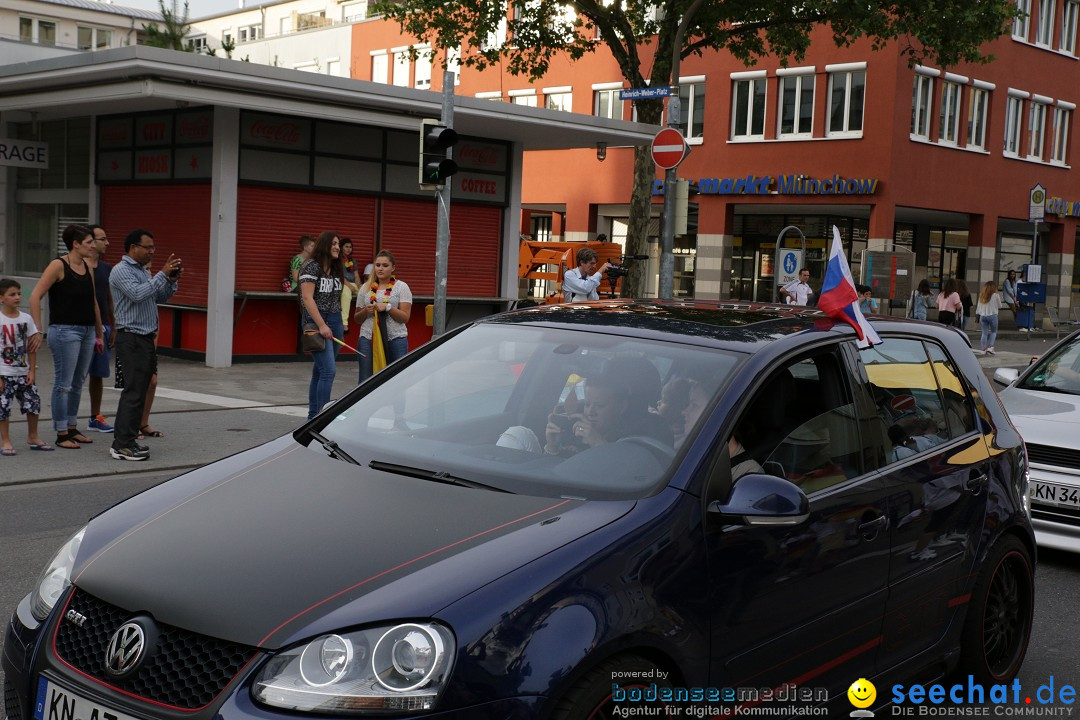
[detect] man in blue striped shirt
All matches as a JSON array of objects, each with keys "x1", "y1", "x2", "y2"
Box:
[{"x1": 108, "y1": 229, "x2": 181, "y2": 461}]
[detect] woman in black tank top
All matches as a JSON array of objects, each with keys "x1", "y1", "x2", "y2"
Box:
[{"x1": 29, "y1": 225, "x2": 105, "y2": 449}]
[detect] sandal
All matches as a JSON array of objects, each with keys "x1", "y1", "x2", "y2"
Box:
[
  {"x1": 56, "y1": 433, "x2": 81, "y2": 450},
  {"x1": 1, "y1": 447, "x2": 15, "y2": 456},
  {"x1": 67, "y1": 429, "x2": 93, "y2": 444},
  {"x1": 140, "y1": 425, "x2": 164, "y2": 438}
]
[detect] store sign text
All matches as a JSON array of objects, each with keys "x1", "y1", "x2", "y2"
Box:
[
  {"x1": 0, "y1": 138, "x2": 48, "y2": 169},
  {"x1": 652, "y1": 173, "x2": 879, "y2": 196},
  {"x1": 1046, "y1": 195, "x2": 1080, "y2": 217}
]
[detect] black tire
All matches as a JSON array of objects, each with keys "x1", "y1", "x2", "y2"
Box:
[
  {"x1": 956, "y1": 535, "x2": 1034, "y2": 684},
  {"x1": 549, "y1": 654, "x2": 672, "y2": 720}
]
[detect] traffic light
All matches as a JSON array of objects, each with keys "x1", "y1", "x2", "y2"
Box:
[{"x1": 419, "y1": 118, "x2": 459, "y2": 188}]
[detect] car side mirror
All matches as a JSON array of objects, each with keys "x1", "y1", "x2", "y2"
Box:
[
  {"x1": 707, "y1": 474, "x2": 810, "y2": 526},
  {"x1": 993, "y1": 368, "x2": 1019, "y2": 386}
]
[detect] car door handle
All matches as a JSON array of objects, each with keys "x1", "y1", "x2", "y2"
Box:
[
  {"x1": 965, "y1": 470, "x2": 988, "y2": 495},
  {"x1": 857, "y1": 514, "x2": 888, "y2": 539}
]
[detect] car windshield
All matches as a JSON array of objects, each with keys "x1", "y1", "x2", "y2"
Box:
[
  {"x1": 1018, "y1": 334, "x2": 1080, "y2": 395},
  {"x1": 316, "y1": 323, "x2": 743, "y2": 499}
]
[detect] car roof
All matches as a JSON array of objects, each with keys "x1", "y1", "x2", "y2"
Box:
[{"x1": 486, "y1": 299, "x2": 970, "y2": 353}]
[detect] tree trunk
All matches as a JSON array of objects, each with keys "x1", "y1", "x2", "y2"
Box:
[{"x1": 622, "y1": 100, "x2": 663, "y2": 298}]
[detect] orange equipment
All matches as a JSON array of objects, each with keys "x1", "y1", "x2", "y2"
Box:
[{"x1": 518, "y1": 240, "x2": 625, "y2": 304}]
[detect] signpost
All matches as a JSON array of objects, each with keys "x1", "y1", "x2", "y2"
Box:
[
  {"x1": 651, "y1": 128, "x2": 687, "y2": 170},
  {"x1": 620, "y1": 87, "x2": 671, "y2": 100}
]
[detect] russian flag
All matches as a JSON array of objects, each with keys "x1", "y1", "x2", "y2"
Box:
[{"x1": 817, "y1": 226, "x2": 881, "y2": 348}]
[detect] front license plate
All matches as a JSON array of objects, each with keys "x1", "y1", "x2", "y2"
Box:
[
  {"x1": 34, "y1": 678, "x2": 140, "y2": 720},
  {"x1": 1031, "y1": 481, "x2": 1080, "y2": 508}
]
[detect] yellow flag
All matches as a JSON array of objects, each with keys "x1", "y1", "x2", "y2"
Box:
[{"x1": 371, "y1": 309, "x2": 388, "y2": 373}]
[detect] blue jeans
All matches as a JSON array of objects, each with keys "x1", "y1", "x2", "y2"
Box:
[
  {"x1": 47, "y1": 324, "x2": 96, "y2": 434},
  {"x1": 307, "y1": 313, "x2": 343, "y2": 420},
  {"x1": 358, "y1": 335, "x2": 408, "y2": 383},
  {"x1": 980, "y1": 314, "x2": 999, "y2": 350}
]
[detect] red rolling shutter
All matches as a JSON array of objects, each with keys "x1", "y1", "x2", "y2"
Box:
[
  {"x1": 101, "y1": 185, "x2": 211, "y2": 306},
  {"x1": 379, "y1": 198, "x2": 501, "y2": 297},
  {"x1": 237, "y1": 186, "x2": 378, "y2": 291}
]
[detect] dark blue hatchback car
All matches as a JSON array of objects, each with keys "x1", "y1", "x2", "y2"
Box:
[{"x1": 4, "y1": 301, "x2": 1034, "y2": 719}]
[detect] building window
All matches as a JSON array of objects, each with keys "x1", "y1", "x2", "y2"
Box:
[
  {"x1": 371, "y1": 52, "x2": 389, "y2": 84},
  {"x1": 968, "y1": 86, "x2": 990, "y2": 150},
  {"x1": 939, "y1": 80, "x2": 962, "y2": 144},
  {"x1": 511, "y1": 93, "x2": 537, "y2": 107},
  {"x1": 545, "y1": 89, "x2": 572, "y2": 111},
  {"x1": 1029, "y1": 100, "x2": 1048, "y2": 159},
  {"x1": 594, "y1": 87, "x2": 623, "y2": 120},
  {"x1": 446, "y1": 47, "x2": 461, "y2": 84},
  {"x1": 297, "y1": 11, "x2": 327, "y2": 31},
  {"x1": 676, "y1": 80, "x2": 706, "y2": 140},
  {"x1": 1014, "y1": 0, "x2": 1031, "y2": 39},
  {"x1": 1062, "y1": 0, "x2": 1079, "y2": 53},
  {"x1": 189, "y1": 35, "x2": 207, "y2": 51},
  {"x1": 77, "y1": 26, "x2": 112, "y2": 50},
  {"x1": 482, "y1": 17, "x2": 507, "y2": 51},
  {"x1": 342, "y1": 1, "x2": 368, "y2": 22},
  {"x1": 1004, "y1": 94, "x2": 1025, "y2": 155},
  {"x1": 731, "y1": 74, "x2": 766, "y2": 139},
  {"x1": 911, "y1": 74, "x2": 933, "y2": 139},
  {"x1": 1052, "y1": 105, "x2": 1072, "y2": 163},
  {"x1": 826, "y1": 68, "x2": 865, "y2": 136},
  {"x1": 414, "y1": 48, "x2": 431, "y2": 89},
  {"x1": 778, "y1": 73, "x2": 813, "y2": 137},
  {"x1": 238, "y1": 24, "x2": 262, "y2": 42},
  {"x1": 476, "y1": 91, "x2": 503, "y2": 101},
  {"x1": 1036, "y1": 0, "x2": 1055, "y2": 45},
  {"x1": 392, "y1": 49, "x2": 410, "y2": 87},
  {"x1": 223, "y1": 32, "x2": 233, "y2": 45},
  {"x1": 20, "y1": 17, "x2": 57, "y2": 45}
]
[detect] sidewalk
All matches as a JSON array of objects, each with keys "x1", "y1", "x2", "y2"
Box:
[{"x1": 0, "y1": 346, "x2": 360, "y2": 487}]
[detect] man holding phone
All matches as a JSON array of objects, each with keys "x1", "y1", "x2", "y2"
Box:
[{"x1": 107, "y1": 229, "x2": 181, "y2": 461}]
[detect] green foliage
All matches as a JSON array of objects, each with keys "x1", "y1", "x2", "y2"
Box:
[
  {"x1": 221, "y1": 36, "x2": 237, "y2": 59},
  {"x1": 143, "y1": 0, "x2": 193, "y2": 51}
]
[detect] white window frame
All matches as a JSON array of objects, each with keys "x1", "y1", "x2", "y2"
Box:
[
  {"x1": 392, "y1": 47, "x2": 410, "y2": 88},
  {"x1": 476, "y1": 91, "x2": 503, "y2": 101},
  {"x1": 967, "y1": 82, "x2": 993, "y2": 150},
  {"x1": 777, "y1": 68, "x2": 814, "y2": 138},
  {"x1": 938, "y1": 74, "x2": 966, "y2": 145},
  {"x1": 731, "y1": 70, "x2": 767, "y2": 140},
  {"x1": 1052, "y1": 102, "x2": 1073, "y2": 164},
  {"x1": 189, "y1": 35, "x2": 207, "y2": 51},
  {"x1": 1014, "y1": 0, "x2": 1032, "y2": 39},
  {"x1": 482, "y1": 16, "x2": 507, "y2": 51},
  {"x1": 238, "y1": 24, "x2": 262, "y2": 42},
  {"x1": 1028, "y1": 96, "x2": 1050, "y2": 159},
  {"x1": 20, "y1": 16, "x2": 57, "y2": 45},
  {"x1": 593, "y1": 82, "x2": 624, "y2": 120},
  {"x1": 911, "y1": 69, "x2": 937, "y2": 139},
  {"x1": 544, "y1": 86, "x2": 573, "y2": 112},
  {"x1": 370, "y1": 50, "x2": 389, "y2": 84},
  {"x1": 77, "y1": 25, "x2": 112, "y2": 50},
  {"x1": 325, "y1": 59, "x2": 340, "y2": 76},
  {"x1": 1036, "y1": 0, "x2": 1055, "y2": 45},
  {"x1": 414, "y1": 45, "x2": 431, "y2": 89},
  {"x1": 223, "y1": 31, "x2": 233, "y2": 45},
  {"x1": 1062, "y1": 0, "x2": 1079, "y2": 53},
  {"x1": 446, "y1": 47, "x2": 461, "y2": 85},
  {"x1": 825, "y1": 63, "x2": 866, "y2": 138},
  {"x1": 342, "y1": 1, "x2": 368, "y2": 22},
  {"x1": 1004, "y1": 90, "x2": 1027, "y2": 155},
  {"x1": 677, "y1": 76, "x2": 706, "y2": 142},
  {"x1": 509, "y1": 89, "x2": 537, "y2": 106}
]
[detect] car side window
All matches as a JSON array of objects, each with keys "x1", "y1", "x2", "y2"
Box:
[
  {"x1": 925, "y1": 343, "x2": 977, "y2": 439},
  {"x1": 733, "y1": 347, "x2": 863, "y2": 494},
  {"x1": 859, "y1": 338, "x2": 966, "y2": 469}
]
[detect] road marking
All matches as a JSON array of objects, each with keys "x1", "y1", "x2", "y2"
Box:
[{"x1": 114, "y1": 387, "x2": 309, "y2": 418}]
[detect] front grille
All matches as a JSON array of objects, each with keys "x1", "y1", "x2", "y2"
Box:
[
  {"x1": 1026, "y1": 443, "x2": 1080, "y2": 470},
  {"x1": 1032, "y1": 505, "x2": 1080, "y2": 527},
  {"x1": 54, "y1": 589, "x2": 256, "y2": 710},
  {"x1": 4, "y1": 678, "x2": 23, "y2": 720}
]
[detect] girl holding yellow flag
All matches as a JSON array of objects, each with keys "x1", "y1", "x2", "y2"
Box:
[{"x1": 355, "y1": 250, "x2": 412, "y2": 382}]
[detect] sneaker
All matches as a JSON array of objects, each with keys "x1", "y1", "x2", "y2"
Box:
[
  {"x1": 1019, "y1": 328, "x2": 1028, "y2": 332},
  {"x1": 110, "y1": 445, "x2": 149, "y2": 461},
  {"x1": 134, "y1": 442, "x2": 150, "y2": 453},
  {"x1": 89, "y1": 414, "x2": 114, "y2": 432},
  {"x1": 987, "y1": 347, "x2": 995, "y2": 355}
]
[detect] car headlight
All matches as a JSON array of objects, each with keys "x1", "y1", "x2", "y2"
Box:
[
  {"x1": 30, "y1": 526, "x2": 86, "y2": 622},
  {"x1": 253, "y1": 622, "x2": 455, "y2": 714}
]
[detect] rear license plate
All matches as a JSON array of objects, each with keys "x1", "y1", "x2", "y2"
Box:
[
  {"x1": 1031, "y1": 481, "x2": 1080, "y2": 508},
  {"x1": 34, "y1": 678, "x2": 141, "y2": 720}
]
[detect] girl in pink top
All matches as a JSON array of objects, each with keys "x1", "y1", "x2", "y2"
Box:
[{"x1": 936, "y1": 278, "x2": 962, "y2": 326}]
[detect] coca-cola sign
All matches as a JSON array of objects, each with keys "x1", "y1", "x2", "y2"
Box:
[
  {"x1": 245, "y1": 114, "x2": 310, "y2": 149},
  {"x1": 455, "y1": 141, "x2": 506, "y2": 171}
]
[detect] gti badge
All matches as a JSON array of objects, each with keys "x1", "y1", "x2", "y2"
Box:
[
  {"x1": 65, "y1": 609, "x2": 88, "y2": 628},
  {"x1": 104, "y1": 621, "x2": 146, "y2": 677}
]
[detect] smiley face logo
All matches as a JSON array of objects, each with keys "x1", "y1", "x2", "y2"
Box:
[{"x1": 848, "y1": 678, "x2": 876, "y2": 709}]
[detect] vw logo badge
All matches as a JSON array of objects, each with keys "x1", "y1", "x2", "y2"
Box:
[{"x1": 104, "y1": 621, "x2": 146, "y2": 677}]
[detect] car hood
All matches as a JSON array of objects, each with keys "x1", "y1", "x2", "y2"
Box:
[
  {"x1": 998, "y1": 386, "x2": 1080, "y2": 449},
  {"x1": 71, "y1": 437, "x2": 631, "y2": 649}
]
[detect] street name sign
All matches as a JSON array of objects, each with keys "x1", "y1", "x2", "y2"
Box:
[{"x1": 620, "y1": 87, "x2": 671, "y2": 100}]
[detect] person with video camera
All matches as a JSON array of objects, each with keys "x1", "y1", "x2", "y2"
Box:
[{"x1": 563, "y1": 247, "x2": 611, "y2": 303}]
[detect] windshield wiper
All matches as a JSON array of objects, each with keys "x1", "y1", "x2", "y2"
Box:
[
  {"x1": 309, "y1": 430, "x2": 360, "y2": 465},
  {"x1": 369, "y1": 460, "x2": 511, "y2": 493}
]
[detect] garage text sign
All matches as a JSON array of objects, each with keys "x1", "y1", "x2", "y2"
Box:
[{"x1": 0, "y1": 138, "x2": 48, "y2": 169}]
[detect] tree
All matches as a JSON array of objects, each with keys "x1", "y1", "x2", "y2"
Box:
[
  {"x1": 143, "y1": 0, "x2": 193, "y2": 52},
  {"x1": 374, "y1": 0, "x2": 1017, "y2": 297}
]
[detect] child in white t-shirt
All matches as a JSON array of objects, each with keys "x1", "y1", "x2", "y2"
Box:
[{"x1": 1, "y1": 278, "x2": 50, "y2": 455}]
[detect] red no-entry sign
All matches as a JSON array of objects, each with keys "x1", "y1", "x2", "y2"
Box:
[{"x1": 651, "y1": 128, "x2": 687, "y2": 169}]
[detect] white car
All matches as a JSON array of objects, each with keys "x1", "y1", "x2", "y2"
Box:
[{"x1": 995, "y1": 328, "x2": 1080, "y2": 553}]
